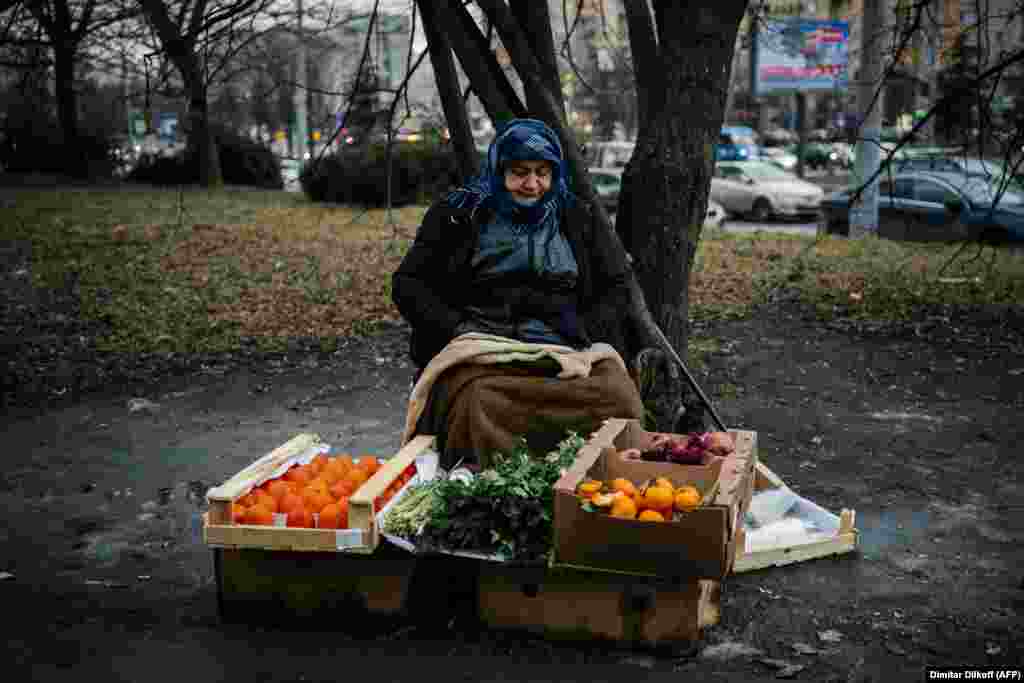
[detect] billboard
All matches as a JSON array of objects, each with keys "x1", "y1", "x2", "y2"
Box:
[{"x1": 752, "y1": 18, "x2": 850, "y2": 96}]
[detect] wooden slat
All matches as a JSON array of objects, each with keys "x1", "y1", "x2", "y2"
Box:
[
  {"x1": 206, "y1": 433, "x2": 322, "y2": 503},
  {"x1": 732, "y1": 532, "x2": 859, "y2": 573}
]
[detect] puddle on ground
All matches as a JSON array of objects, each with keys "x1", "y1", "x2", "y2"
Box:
[{"x1": 857, "y1": 508, "x2": 933, "y2": 559}]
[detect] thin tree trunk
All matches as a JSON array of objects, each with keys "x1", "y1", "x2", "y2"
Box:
[
  {"x1": 53, "y1": 42, "x2": 82, "y2": 174},
  {"x1": 417, "y1": 0, "x2": 477, "y2": 182},
  {"x1": 188, "y1": 79, "x2": 222, "y2": 187}
]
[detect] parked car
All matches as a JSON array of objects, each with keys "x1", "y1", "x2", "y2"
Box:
[
  {"x1": 718, "y1": 125, "x2": 760, "y2": 161},
  {"x1": 785, "y1": 142, "x2": 843, "y2": 171},
  {"x1": 894, "y1": 156, "x2": 1023, "y2": 191},
  {"x1": 760, "y1": 146, "x2": 798, "y2": 172},
  {"x1": 583, "y1": 141, "x2": 635, "y2": 169},
  {"x1": 818, "y1": 171, "x2": 1024, "y2": 243},
  {"x1": 588, "y1": 167, "x2": 624, "y2": 212},
  {"x1": 588, "y1": 167, "x2": 728, "y2": 229},
  {"x1": 704, "y1": 198, "x2": 728, "y2": 229},
  {"x1": 710, "y1": 160, "x2": 824, "y2": 221}
]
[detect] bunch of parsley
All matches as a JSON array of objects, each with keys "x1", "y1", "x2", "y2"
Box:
[{"x1": 418, "y1": 432, "x2": 585, "y2": 563}]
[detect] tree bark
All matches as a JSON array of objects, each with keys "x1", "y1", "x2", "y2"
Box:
[
  {"x1": 416, "y1": 0, "x2": 477, "y2": 183},
  {"x1": 621, "y1": 0, "x2": 747, "y2": 354},
  {"x1": 139, "y1": 0, "x2": 223, "y2": 187}
]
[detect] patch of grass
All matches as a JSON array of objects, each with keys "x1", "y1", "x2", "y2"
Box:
[
  {"x1": 4, "y1": 184, "x2": 1022, "y2": 355},
  {"x1": 692, "y1": 229, "x2": 1024, "y2": 321}
]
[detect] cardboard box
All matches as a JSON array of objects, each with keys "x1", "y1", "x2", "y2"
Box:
[
  {"x1": 551, "y1": 419, "x2": 757, "y2": 580},
  {"x1": 477, "y1": 562, "x2": 720, "y2": 647},
  {"x1": 203, "y1": 433, "x2": 434, "y2": 554}
]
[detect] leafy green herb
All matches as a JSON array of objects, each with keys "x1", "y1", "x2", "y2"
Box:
[{"x1": 418, "y1": 432, "x2": 585, "y2": 562}]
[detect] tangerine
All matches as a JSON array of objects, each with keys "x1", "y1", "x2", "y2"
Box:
[
  {"x1": 345, "y1": 467, "x2": 370, "y2": 490},
  {"x1": 318, "y1": 502, "x2": 344, "y2": 529},
  {"x1": 310, "y1": 453, "x2": 329, "y2": 473},
  {"x1": 303, "y1": 489, "x2": 334, "y2": 513},
  {"x1": 330, "y1": 479, "x2": 357, "y2": 500},
  {"x1": 252, "y1": 489, "x2": 278, "y2": 513},
  {"x1": 654, "y1": 477, "x2": 676, "y2": 492},
  {"x1": 237, "y1": 491, "x2": 258, "y2": 508},
  {"x1": 284, "y1": 465, "x2": 311, "y2": 486},
  {"x1": 577, "y1": 480, "x2": 602, "y2": 497},
  {"x1": 610, "y1": 496, "x2": 638, "y2": 519},
  {"x1": 638, "y1": 509, "x2": 666, "y2": 522},
  {"x1": 286, "y1": 506, "x2": 313, "y2": 528},
  {"x1": 644, "y1": 485, "x2": 675, "y2": 513},
  {"x1": 278, "y1": 492, "x2": 304, "y2": 516},
  {"x1": 334, "y1": 454, "x2": 355, "y2": 471},
  {"x1": 231, "y1": 503, "x2": 248, "y2": 524},
  {"x1": 266, "y1": 480, "x2": 291, "y2": 501},
  {"x1": 610, "y1": 478, "x2": 637, "y2": 498},
  {"x1": 358, "y1": 455, "x2": 381, "y2": 475},
  {"x1": 674, "y1": 486, "x2": 702, "y2": 512},
  {"x1": 245, "y1": 504, "x2": 275, "y2": 526}
]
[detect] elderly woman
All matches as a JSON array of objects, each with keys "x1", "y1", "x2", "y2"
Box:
[{"x1": 392, "y1": 118, "x2": 644, "y2": 469}]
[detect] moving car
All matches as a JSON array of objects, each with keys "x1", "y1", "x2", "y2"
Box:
[
  {"x1": 710, "y1": 160, "x2": 824, "y2": 221},
  {"x1": 584, "y1": 141, "x2": 635, "y2": 169},
  {"x1": 717, "y1": 125, "x2": 760, "y2": 162},
  {"x1": 818, "y1": 171, "x2": 1024, "y2": 243}
]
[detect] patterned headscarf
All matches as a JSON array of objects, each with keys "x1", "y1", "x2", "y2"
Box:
[{"x1": 444, "y1": 118, "x2": 574, "y2": 225}]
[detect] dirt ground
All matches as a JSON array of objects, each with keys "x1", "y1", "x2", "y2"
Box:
[{"x1": 2, "y1": 277, "x2": 1023, "y2": 681}]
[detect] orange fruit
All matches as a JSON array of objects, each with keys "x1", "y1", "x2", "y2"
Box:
[
  {"x1": 266, "y1": 480, "x2": 291, "y2": 501},
  {"x1": 284, "y1": 465, "x2": 311, "y2": 486},
  {"x1": 654, "y1": 477, "x2": 676, "y2": 492},
  {"x1": 577, "y1": 480, "x2": 603, "y2": 497},
  {"x1": 638, "y1": 509, "x2": 666, "y2": 522},
  {"x1": 252, "y1": 489, "x2": 278, "y2": 513},
  {"x1": 345, "y1": 467, "x2": 370, "y2": 490},
  {"x1": 329, "y1": 479, "x2": 356, "y2": 500},
  {"x1": 644, "y1": 485, "x2": 675, "y2": 513},
  {"x1": 318, "y1": 502, "x2": 344, "y2": 529},
  {"x1": 310, "y1": 453, "x2": 329, "y2": 473},
  {"x1": 245, "y1": 504, "x2": 274, "y2": 526},
  {"x1": 674, "y1": 486, "x2": 702, "y2": 512},
  {"x1": 231, "y1": 503, "x2": 248, "y2": 524},
  {"x1": 334, "y1": 454, "x2": 355, "y2": 471},
  {"x1": 303, "y1": 489, "x2": 334, "y2": 513},
  {"x1": 610, "y1": 478, "x2": 637, "y2": 498},
  {"x1": 610, "y1": 496, "x2": 638, "y2": 519},
  {"x1": 358, "y1": 455, "x2": 381, "y2": 475},
  {"x1": 278, "y1": 492, "x2": 304, "y2": 516},
  {"x1": 286, "y1": 506, "x2": 313, "y2": 528},
  {"x1": 237, "y1": 491, "x2": 258, "y2": 508}
]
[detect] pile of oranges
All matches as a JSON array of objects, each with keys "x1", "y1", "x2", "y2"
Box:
[
  {"x1": 576, "y1": 476, "x2": 703, "y2": 522},
  {"x1": 230, "y1": 452, "x2": 416, "y2": 529}
]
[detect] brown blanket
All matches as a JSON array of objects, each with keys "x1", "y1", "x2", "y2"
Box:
[{"x1": 403, "y1": 333, "x2": 644, "y2": 468}]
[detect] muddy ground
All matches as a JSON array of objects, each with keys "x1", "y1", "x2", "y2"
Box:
[{"x1": 2, "y1": 268, "x2": 1023, "y2": 681}]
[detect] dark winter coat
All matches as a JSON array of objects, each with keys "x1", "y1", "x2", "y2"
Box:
[{"x1": 392, "y1": 199, "x2": 632, "y2": 370}]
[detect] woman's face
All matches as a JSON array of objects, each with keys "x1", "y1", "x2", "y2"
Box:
[{"x1": 503, "y1": 160, "x2": 553, "y2": 204}]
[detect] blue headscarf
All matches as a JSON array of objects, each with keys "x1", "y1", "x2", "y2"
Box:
[{"x1": 445, "y1": 118, "x2": 574, "y2": 225}]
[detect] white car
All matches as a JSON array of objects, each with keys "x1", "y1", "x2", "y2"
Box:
[
  {"x1": 710, "y1": 160, "x2": 825, "y2": 221},
  {"x1": 704, "y1": 199, "x2": 727, "y2": 229},
  {"x1": 760, "y1": 147, "x2": 798, "y2": 172},
  {"x1": 589, "y1": 166, "x2": 726, "y2": 230}
]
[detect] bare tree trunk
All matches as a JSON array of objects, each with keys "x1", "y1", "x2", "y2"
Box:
[
  {"x1": 188, "y1": 78, "x2": 222, "y2": 187},
  {"x1": 53, "y1": 42, "x2": 82, "y2": 174},
  {"x1": 416, "y1": 0, "x2": 476, "y2": 182},
  {"x1": 139, "y1": 0, "x2": 223, "y2": 187}
]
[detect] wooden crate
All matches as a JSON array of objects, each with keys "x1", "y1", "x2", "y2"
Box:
[
  {"x1": 732, "y1": 462, "x2": 858, "y2": 573},
  {"x1": 213, "y1": 543, "x2": 418, "y2": 624},
  {"x1": 477, "y1": 563, "x2": 720, "y2": 647},
  {"x1": 204, "y1": 433, "x2": 434, "y2": 554}
]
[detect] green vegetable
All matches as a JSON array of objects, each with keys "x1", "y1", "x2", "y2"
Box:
[
  {"x1": 418, "y1": 432, "x2": 585, "y2": 563},
  {"x1": 381, "y1": 481, "x2": 439, "y2": 538}
]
